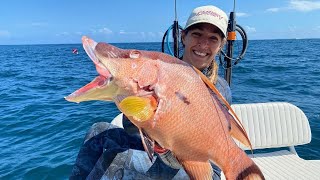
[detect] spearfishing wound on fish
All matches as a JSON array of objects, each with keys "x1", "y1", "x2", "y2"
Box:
[{"x1": 3, "y1": 0, "x2": 319, "y2": 180}]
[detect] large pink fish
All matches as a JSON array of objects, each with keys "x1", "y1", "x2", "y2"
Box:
[{"x1": 66, "y1": 36, "x2": 264, "y2": 180}]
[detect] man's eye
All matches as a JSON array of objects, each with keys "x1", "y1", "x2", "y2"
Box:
[
  {"x1": 191, "y1": 32, "x2": 201, "y2": 37},
  {"x1": 210, "y1": 36, "x2": 218, "y2": 41}
]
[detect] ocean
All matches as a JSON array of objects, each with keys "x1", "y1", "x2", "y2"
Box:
[{"x1": 0, "y1": 39, "x2": 319, "y2": 179}]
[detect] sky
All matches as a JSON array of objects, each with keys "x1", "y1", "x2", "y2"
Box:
[{"x1": 1, "y1": 0, "x2": 320, "y2": 45}]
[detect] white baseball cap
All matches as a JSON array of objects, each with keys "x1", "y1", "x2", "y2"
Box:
[{"x1": 184, "y1": 5, "x2": 228, "y2": 37}]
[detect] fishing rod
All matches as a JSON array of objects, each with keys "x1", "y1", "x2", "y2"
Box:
[
  {"x1": 173, "y1": 0, "x2": 180, "y2": 58},
  {"x1": 161, "y1": 0, "x2": 183, "y2": 58},
  {"x1": 221, "y1": 0, "x2": 249, "y2": 86}
]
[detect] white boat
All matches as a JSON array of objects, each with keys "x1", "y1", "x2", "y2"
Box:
[{"x1": 111, "y1": 102, "x2": 320, "y2": 179}]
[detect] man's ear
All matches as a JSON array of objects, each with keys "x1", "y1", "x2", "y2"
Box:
[
  {"x1": 220, "y1": 37, "x2": 227, "y2": 49},
  {"x1": 181, "y1": 31, "x2": 186, "y2": 45}
]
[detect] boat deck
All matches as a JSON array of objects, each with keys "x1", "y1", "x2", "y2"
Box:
[{"x1": 221, "y1": 102, "x2": 320, "y2": 179}]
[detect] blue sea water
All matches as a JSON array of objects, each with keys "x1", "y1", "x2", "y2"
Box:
[{"x1": 0, "y1": 39, "x2": 319, "y2": 179}]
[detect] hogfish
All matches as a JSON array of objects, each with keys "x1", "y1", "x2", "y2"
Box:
[{"x1": 66, "y1": 36, "x2": 264, "y2": 180}]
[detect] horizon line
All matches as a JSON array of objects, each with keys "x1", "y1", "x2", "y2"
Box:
[{"x1": 0, "y1": 37, "x2": 319, "y2": 46}]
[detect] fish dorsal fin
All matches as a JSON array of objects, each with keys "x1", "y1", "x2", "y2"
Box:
[
  {"x1": 192, "y1": 66, "x2": 253, "y2": 151},
  {"x1": 139, "y1": 128, "x2": 155, "y2": 162}
]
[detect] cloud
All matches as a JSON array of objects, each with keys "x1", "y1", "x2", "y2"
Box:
[
  {"x1": 31, "y1": 22, "x2": 48, "y2": 27},
  {"x1": 147, "y1": 32, "x2": 156, "y2": 37},
  {"x1": 55, "y1": 31, "x2": 85, "y2": 38},
  {"x1": 98, "y1": 27, "x2": 113, "y2": 34},
  {"x1": 266, "y1": 0, "x2": 320, "y2": 12},
  {"x1": 288, "y1": 26, "x2": 298, "y2": 32},
  {"x1": 119, "y1": 30, "x2": 138, "y2": 35},
  {"x1": 289, "y1": 0, "x2": 320, "y2": 12},
  {"x1": 140, "y1": 32, "x2": 146, "y2": 38},
  {"x1": 311, "y1": 25, "x2": 320, "y2": 31},
  {"x1": 158, "y1": 32, "x2": 164, "y2": 37},
  {"x1": 139, "y1": 32, "x2": 159, "y2": 38},
  {"x1": 0, "y1": 30, "x2": 11, "y2": 38},
  {"x1": 89, "y1": 27, "x2": 113, "y2": 35},
  {"x1": 266, "y1": 8, "x2": 281, "y2": 12},
  {"x1": 236, "y1": 12, "x2": 250, "y2": 17},
  {"x1": 245, "y1": 26, "x2": 256, "y2": 33}
]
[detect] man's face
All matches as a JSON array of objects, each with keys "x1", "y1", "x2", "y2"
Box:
[{"x1": 182, "y1": 23, "x2": 224, "y2": 70}]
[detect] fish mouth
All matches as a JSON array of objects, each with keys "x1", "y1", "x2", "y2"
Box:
[
  {"x1": 65, "y1": 36, "x2": 117, "y2": 103},
  {"x1": 82, "y1": 36, "x2": 113, "y2": 78}
]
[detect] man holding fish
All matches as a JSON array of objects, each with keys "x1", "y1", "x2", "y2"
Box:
[{"x1": 67, "y1": 5, "x2": 264, "y2": 180}]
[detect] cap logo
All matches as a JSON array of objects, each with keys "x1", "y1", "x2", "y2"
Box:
[{"x1": 196, "y1": 11, "x2": 224, "y2": 20}]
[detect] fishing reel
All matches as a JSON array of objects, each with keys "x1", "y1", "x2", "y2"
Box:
[
  {"x1": 161, "y1": 21, "x2": 184, "y2": 58},
  {"x1": 220, "y1": 12, "x2": 248, "y2": 68}
]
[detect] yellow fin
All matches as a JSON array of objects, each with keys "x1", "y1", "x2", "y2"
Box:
[
  {"x1": 119, "y1": 96, "x2": 156, "y2": 122},
  {"x1": 192, "y1": 66, "x2": 253, "y2": 151}
]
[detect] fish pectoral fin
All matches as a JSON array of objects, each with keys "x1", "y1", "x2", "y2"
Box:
[
  {"x1": 179, "y1": 160, "x2": 213, "y2": 180},
  {"x1": 119, "y1": 96, "x2": 157, "y2": 122},
  {"x1": 139, "y1": 128, "x2": 155, "y2": 162}
]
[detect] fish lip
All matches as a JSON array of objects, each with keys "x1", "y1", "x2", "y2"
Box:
[
  {"x1": 82, "y1": 36, "x2": 98, "y2": 65},
  {"x1": 64, "y1": 75, "x2": 112, "y2": 103},
  {"x1": 82, "y1": 36, "x2": 112, "y2": 79}
]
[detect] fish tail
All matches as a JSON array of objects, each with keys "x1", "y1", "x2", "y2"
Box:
[
  {"x1": 235, "y1": 162, "x2": 265, "y2": 180},
  {"x1": 222, "y1": 151, "x2": 265, "y2": 180}
]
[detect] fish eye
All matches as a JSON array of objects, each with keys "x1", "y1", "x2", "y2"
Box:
[{"x1": 129, "y1": 50, "x2": 141, "y2": 59}]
